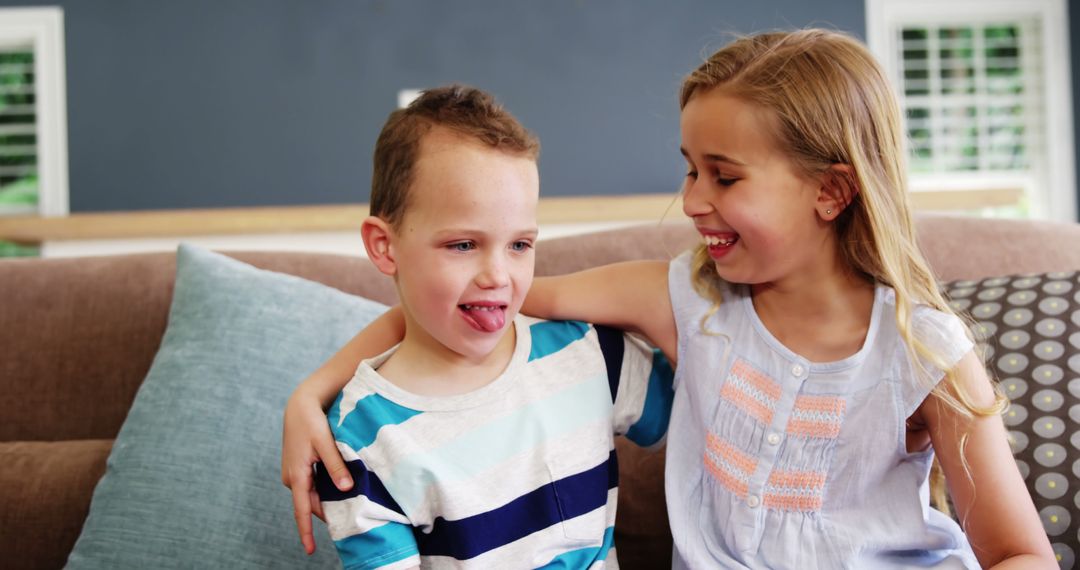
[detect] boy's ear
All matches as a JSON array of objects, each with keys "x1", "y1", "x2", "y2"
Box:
[
  {"x1": 818, "y1": 163, "x2": 859, "y2": 221},
  {"x1": 360, "y1": 216, "x2": 397, "y2": 276}
]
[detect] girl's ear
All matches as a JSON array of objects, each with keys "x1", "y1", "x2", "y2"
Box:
[
  {"x1": 361, "y1": 216, "x2": 398, "y2": 276},
  {"x1": 818, "y1": 164, "x2": 859, "y2": 221}
]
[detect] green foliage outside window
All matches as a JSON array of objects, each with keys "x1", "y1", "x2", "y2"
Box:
[
  {"x1": 0, "y1": 50, "x2": 38, "y2": 215},
  {"x1": 1, "y1": 50, "x2": 41, "y2": 257},
  {"x1": 901, "y1": 24, "x2": 1027, "y2": 175},
  {"x1": 0, "y1": 240, "x2": 39, "y2": 257}
]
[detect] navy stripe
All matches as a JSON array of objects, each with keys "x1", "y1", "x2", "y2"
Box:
[
  {"x1": 314, "y1": 459, "x2": 405, "y2": 516},
  {"x1": 594, "y1": 325, "x2": 624, "y2": 403},
  {"x1": 415, "y1": 450, "x2": 619, "y2": 560},
  {"x1": 607, "y1": 449, "x2": 619, "y2": 490}
]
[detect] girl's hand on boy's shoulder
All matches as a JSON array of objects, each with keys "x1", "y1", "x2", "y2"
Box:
[
  {"x1": 279, "y1": 307, "x2": 405, "y2": 553},
  {"x1": 281, "y1": 389, "x2": 352, "y2": 555}
]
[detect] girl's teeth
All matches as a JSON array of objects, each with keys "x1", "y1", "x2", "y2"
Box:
[
  {"x1": 705, "y1": 235, "x2": 736, "y2": 246},
  {"x1": 463, "y1": 304, "x2": 498, "y2": 311}
]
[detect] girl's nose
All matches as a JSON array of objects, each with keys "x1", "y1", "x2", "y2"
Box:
[{"x1": 681, "y1": 178, "x2": 712, "y2": 218}]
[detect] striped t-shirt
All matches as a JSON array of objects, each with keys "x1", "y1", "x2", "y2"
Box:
[{"x1": 315, "y1": 315, "x2": 674, "y2": 570}]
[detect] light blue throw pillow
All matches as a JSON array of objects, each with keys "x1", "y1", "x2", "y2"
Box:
[{"x1": 67, "y1": 244, "x2": 386, "y2": 569}]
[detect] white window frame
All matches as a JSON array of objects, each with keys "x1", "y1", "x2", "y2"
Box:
[
  {"x1": 866, "y1": 0, "x2": 1076, "y2": 222},
  {"x1": 0, "y1": 7, "x2": 67, "y2": 217}
]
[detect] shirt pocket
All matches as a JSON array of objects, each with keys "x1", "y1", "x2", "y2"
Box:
[{"x1": 546, "y1": 447, "x2": 615, "y2": 543}]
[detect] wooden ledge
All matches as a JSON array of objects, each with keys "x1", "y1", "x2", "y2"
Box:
[
  {"x1": 0, "y1": 187, "x2": 1024, "y2": 244},
  {"x1": 0, "y1": 194, "x2": 683, "y2": 243}
]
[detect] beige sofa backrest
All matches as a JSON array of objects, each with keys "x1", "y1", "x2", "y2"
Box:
[{"x1": 1, "y1": 215, "x2": 1078, "y2": 444}]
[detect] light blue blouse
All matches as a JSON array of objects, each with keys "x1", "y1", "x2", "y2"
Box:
[{"x1": 665, "y1": 252, "x2": 980, "y2": 569}]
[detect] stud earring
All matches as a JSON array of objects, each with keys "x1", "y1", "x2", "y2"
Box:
[{"x1": 826, "y1": 209, "x2": 833, "y2": 215}]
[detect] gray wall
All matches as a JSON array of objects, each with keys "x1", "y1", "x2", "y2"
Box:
[{"x1": 1, "y1": 0, "x2": 866, "y2": 212}]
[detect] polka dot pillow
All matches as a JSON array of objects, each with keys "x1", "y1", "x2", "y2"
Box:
[{"x1": 944, "y1": 270, "x2": 1079, "y2": 568}]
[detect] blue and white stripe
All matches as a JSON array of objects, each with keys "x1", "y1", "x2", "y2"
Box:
[{"x1": 316, "y1": 315, "x2": 674, "y2": 569}]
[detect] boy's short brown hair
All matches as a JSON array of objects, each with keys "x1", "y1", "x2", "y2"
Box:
[{"x1": 370, "y1": 84, "x2": 540, "y2": 229}]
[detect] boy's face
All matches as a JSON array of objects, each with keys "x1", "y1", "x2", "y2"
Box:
[{"x1": 390, "y1": 128, "x2": 539, "y2": 364}]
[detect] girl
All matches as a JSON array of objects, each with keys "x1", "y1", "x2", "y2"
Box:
[{"x1": 283, "y1": 29, "x2": 1053, "y2": 568}]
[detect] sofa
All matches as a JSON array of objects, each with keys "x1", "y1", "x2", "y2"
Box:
[{"x1": 2, "y1": 214, "x2": 1079, "y2": 569}]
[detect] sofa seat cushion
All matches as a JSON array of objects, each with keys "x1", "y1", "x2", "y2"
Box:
[
  {"x1": 66, "y1": 244, "x2": 387, "y2": 568},
  {"x1": 0, "y1": 439, "x2": 112, "y2": 570},
  {"x1": 613, "y1": 437, "x2": 672, "y2": 566}
]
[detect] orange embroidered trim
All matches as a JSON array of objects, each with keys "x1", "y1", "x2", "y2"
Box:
[
  {"x1": 719, "y1": 383, "x2": 775, "y2": 424},
  {"x1": 721, "y1": 359, "x2": 782, "y2": 424},
  {"x1": 767, "y1": 469, "x2": 826, "y2": 490},
  {"x1": 763, "y1": 469, "x2": 826, "y2": 512},
  {"x1": 703, "y1": 432, "x2": 757, "y2": 497},
  {"x1": 786, "y1": 419, "x2": 842, "y2": 438},
  {"x1": 704, "y1": 453, "x2": 749, "y2": 497},
  {"x1": 786, "y1": 395, "x2": 846, "y2": 439},
  {"x1": 762, "y1": 493, "x2": 824, "y2": 511},
  {"x1": 730, "y1": 359, "x2": 783, "y2": 400},
  {"x1": 706, "y1": 432, "x2": 757, "y2": 474},
  {"x1": 792, "y1": 395, "x2": 846, "y2": 414}
]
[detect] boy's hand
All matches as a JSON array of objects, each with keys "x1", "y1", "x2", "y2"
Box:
[{"x1": 281, "y1": 390, "x2": 352, "y2": 555}]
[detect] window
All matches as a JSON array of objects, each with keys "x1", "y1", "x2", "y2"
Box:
[
  {"x1": 0, "y1": 7, "x2": 67, "y2": 219},
  {"x1": 867, "y1": 0, "x2": 1075, "y2": 221}
]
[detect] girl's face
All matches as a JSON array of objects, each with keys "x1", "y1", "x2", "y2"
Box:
[{"x1": 679, "y1": 89, "x2": 833, "y2": 288}]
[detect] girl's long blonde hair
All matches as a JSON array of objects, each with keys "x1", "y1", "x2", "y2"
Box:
[{"x1": 680, "y1": 29, "x2": 1005, "y2": 514}]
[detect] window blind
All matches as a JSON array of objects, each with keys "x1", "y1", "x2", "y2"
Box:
[
  {"x1": 0, "y1": 48, "x2": 37, "y2": 216},
  {"x1": 898, "y1": 20, "x2": 1043, "y2": 177}
]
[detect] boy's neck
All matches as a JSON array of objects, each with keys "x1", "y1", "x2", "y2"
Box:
[{"x1": 375, "y1": 320, "x2": 519, "y2": 397}]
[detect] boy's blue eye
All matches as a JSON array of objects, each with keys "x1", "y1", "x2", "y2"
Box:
[
  {"x1": 511, "y1": 241, "x2": 532, "y2": 252},
  {"x1": 449, "y1": 242, "x2": 475, "y2": 252}
]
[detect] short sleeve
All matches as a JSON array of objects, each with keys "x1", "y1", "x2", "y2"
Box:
[
  {"x1": 314, "y1": 459, "x2": 419, "y2": 570},
  {"x1": 898, "y1": 306, "x2": 976, "y2": 417},
  {"x1": 607, "y1": 328, "x2": 674, "y2": 449},
  {"x1": 667, "y1": 251, "x2": 732, "y2": 391},
  {"x1": 316, "y1": 385, "x2": 420, "y2": 570},
  {"x1": 668, "y1": 252, "x2": 706, "y2": 362}
]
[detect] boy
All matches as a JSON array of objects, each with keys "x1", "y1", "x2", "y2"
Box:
[{"x1": 302, "y1": 85, "x2": 674, "y2": 568}]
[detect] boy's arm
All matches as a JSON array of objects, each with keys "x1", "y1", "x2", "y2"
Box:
[
  {"x1": 921, "y1": 351, "x2": 1055, "y2": 568},
  {"x1": 525, "y1": 260, "x2": 677, "y2": 364},
  {"x1": 281, "y1": 305, "x2": 405, "y2": 555}
]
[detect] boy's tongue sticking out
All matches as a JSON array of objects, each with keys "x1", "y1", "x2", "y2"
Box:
[{"x1": 460, "y1": 303, "x2": 506, "y2": 332}]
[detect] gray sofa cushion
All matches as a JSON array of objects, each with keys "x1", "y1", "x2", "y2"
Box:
[
  {"x1": 945, "y1": 270, "x2": 1080, "y2": 567},
  {"x1": 67, "y1": 244, "x2": 387, "y2": 569}
]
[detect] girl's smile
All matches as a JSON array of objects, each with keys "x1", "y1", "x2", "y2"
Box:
[{"x1": 699, "y1": 229, "x2": 740, "y2": 259}]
